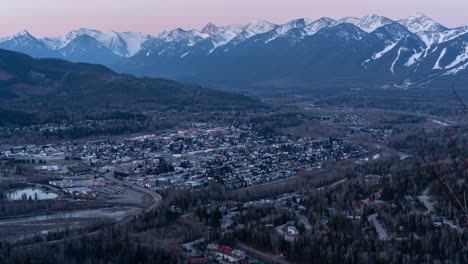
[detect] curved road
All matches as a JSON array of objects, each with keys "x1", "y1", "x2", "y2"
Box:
[{"x1": 103, "y1": 171, "x2": 162, "y2": 209}]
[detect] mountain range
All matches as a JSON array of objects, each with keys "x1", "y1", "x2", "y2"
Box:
[{"x1": 1, "y1": 14, "x2": 467, "y2": 90}]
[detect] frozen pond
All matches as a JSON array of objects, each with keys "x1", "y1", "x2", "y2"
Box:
[{"x1": 5, "y1": 188, "x2": 58, "y2": 201}]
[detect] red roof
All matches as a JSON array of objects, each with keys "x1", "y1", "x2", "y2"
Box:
[
  {"x1": 219, "y1": 246, "x2": 234, "y2": 252},
  {"x1": 190, "y1": 257, "x2": 212, "y2": 264}
]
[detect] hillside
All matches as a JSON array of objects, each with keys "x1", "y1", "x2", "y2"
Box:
[{"x1": 0, "y1": 49, "x2": 257, "y2": 125}]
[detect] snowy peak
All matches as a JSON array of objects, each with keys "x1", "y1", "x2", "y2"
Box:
[
  {"x1": 330, "y1": 15, "x2": 393, "y2": 33},
  {"x1": 1, "y1": 30, "x2": 36, "y2": 43},
  {"x1": 41, "y1": 29, "x2": 150, "y2": 57},
  {"x1": 201, "y1": 23, "x2": 220, "y2": 35},
  {"x1": 263, "y1": 18, "x2": 314, "y2": 43},
  {"x1": 399, "y1": 13, "x2": 447, "y2": 33},
  {"x1": 0, "y1": 29, "x2": 44, "y2": 48},
  {"x1": 277, "y1": 18, "x2": 313, "y2": 33},
  {"x1": 329, "y1": 17, "x2": 360, "y2": 28},
  {"x1": 303, "y1": 18, "x2": 335, "y2": 36},
  {"x1": 223, "y1": 20, "x2": 278, "y2": 46},
  {"x1": 157, "y1": 28, "x2": 208, "y2": 47},
  {"x1": 284, "y1": 18, "x2": 314, "y2": 29},
  {"x1": 242, "y1": 20, "x2": 278, "y2": 36},
  {"x1": 357, "y1": 14, "x2": 394, "y2": 33},
  {"x1": 14, "y1": 29, "x2": 34, "y2": 38},
  {"x1": 115, "y1": 32, "x2": 150, "y2": 57}
]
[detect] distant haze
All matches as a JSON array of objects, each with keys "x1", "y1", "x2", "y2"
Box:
[{"x1": 1, "y1": 0, "x2": 467, "y2": 37}]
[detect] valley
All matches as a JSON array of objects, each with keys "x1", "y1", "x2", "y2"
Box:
[{"x1": 0, "y1": 9, "x2": 466, "y2": 264}]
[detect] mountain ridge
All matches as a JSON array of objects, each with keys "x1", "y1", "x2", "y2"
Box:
[{"x1": 1, "y1": 14, "x2": 467, "y2": 90}]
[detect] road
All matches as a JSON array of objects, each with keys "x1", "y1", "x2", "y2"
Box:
[
  {"x1": 368, "y1": 213, "x2": 389, "y2": 240},
  {"x1": 103, "y1": 171, "x2": 161, "y2": 209},
  {"x1": 295, "y1": 212, "x2": 312, "y2": 232},
  {"x1": 418, "y1": 187, "x2": 434, "y2": 214}
]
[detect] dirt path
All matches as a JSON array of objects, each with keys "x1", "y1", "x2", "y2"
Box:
[{"x1": 236, "y1": 242, "x2": 291, "y2": 264}]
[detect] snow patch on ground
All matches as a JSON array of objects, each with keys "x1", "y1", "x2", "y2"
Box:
[
  {"x1": 372, "y1": 42, "x2": 399, "y2": 60},
  {"x1": 445, "y1": 43, "x2": 468, "y2": 69},
  {"x1": 432, "y1": 47, "x2": 447, "y2": 69},
  {"x1": 390, "y1": 48, "x2": 403, "y2": 74},
  {"x1": 431, "y1": 119, "x2": 449, "y2": 126},
  {"x1": 418, "y1": 187, "x2": 434, "y2": 213},
  {"x1": 418, "y1": 195, "x2": 434, "y2": 213},
  {"x1": 443, "y1": 62, "x2": 468, "y2": 75},
  {"x1": 405, "y1": 50, "x2": 424, "y2": 66},
  {"x1": 368, "y1": 214, "x2": 389, "y2": 240}
]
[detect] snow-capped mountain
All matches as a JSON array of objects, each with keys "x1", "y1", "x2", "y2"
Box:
[
  {"x1": 329, "y1": 14, "x2": 394, "y2": 33},
  {"x1": 0, "y1": 30, "x2": 56, "y2": 58},
  {"x1": 227, "y1": 20, "x2": 278, "y2": 45},
  {"x1": 41, "y1": 29, "x2": 150, "y2": 57},
  {"x1": 356, "y1": 14, "x2": 395, "y2": 33},
  {"x1": 200, "y1": 23, "x2": 244, "y2": 53},
  {"x1": 115, "y1": 32, "x2": 150, "y2": 56},
  {"x1": 158, "y1": 29, "x2": 208, "y2": 44},
  {"x1": 303, "y1": 18, "x2": 335, "y2": 36},
  {"x1": 399, "y1": 13, "x2": 447, "y2": 34},
  {"x1": 263, "y1": 18, "x2": 313, "y2": 43},
  {"x1": 0, "y1": 14, "x2": 466, "y2": 89}
]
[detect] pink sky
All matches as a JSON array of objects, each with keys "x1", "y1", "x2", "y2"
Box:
[{"x1": 1, "y1": 0, "x2": 467, "y2": 37}]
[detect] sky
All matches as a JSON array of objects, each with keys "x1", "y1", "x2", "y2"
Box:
[{"x1": 1, "y1": 0, "x2": 467, "y2": 37}]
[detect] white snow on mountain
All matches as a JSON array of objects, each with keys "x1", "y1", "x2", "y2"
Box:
[
  {"x1": 417, "y1": 28, "x2": 468, "y2": 49},
  {"x1": 0, "y1": 30, "x2": 46, "y2": 49},
  {"x1": 330, "y1": 14, "x2": 393, "y2": 33},
  {"x1": 303, "y1": 18, "x2": 335, "y2": 36},
  {"x1": 158, "y1": 29, "x2": 209, "y2": 45},
  {"x1": 200, "y1": 20, "x2": 277, "y2": 53},
  {"x1": 433, "y1": 48, "x2": 447, "y2": 69},
  {"x1": 201, "y1": 23, "x2": 244, "y2": 53},
  {"x1": 372, "y1": 41, "x2": 399, "y2": 60},
  {"x1": 405, "y1": 50, "x2": 424, "y2": 66},
  {"x1": 230, "y1": 20, "x2": 278, "y2": 44},
  {"x1": 391, "y1": 48, "x2": 403, "y2": 74},
  {"x1": 42, "y1": 29, "x2": 150, "y2": 57},
  {"x1": 444, "y1": 62, "x2": 468, "y2": 75},
  {"x1": 242, "y1": 20, "x2": 278, "y2": 37},
  {"x1": 397, "y1": 13, "x2": 467, "y2": 66},
  {"x1": 17, "y1": 30, "x2": 33, "y2": 38},
  {"x1": 42, "y1": 35, "x2": 70, "y2": 50},
  {"x1": 1, "y1": 30, "x2": 33, "y2": 42},
  {"x1": 115, "y1": 32, "x2": 150, "y2": 57},
  {"x1": 1, "y1": 13, "x2": 467, "y2": 81},
  {"x1": 398, "y1": 14, "x2": 467, "y2": 48},
  {"x1": 399, "y1": 13, "x2": 447, "y2": 33},
  {"x1": 355, "y1": 14, "x2": 394, "y2": 33},
  {"x1": 201, "y1": 23, "x2": 221, "y2": 35},
  {"x1": 264, "y1": 18, "x2": 312, "y2": 43},
  {"x1": 445, "y1": 43, "x2": 468, "y2": 69},
  {"x1": 330, "y1": 17, "x2": 360, "y2": 28}
]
